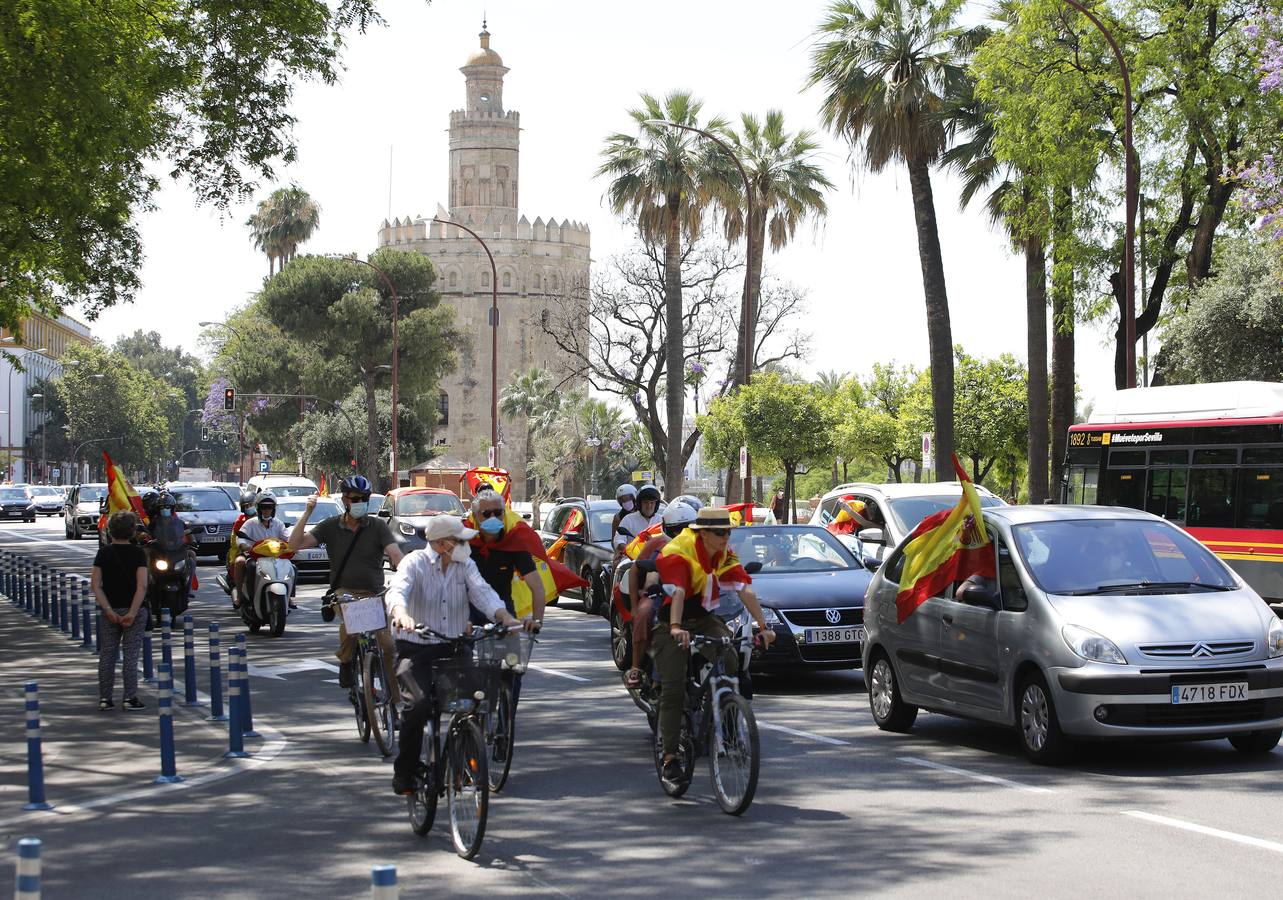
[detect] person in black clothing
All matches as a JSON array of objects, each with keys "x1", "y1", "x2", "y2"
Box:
[{"x1": 92, "y1": 511, "x2": 149, "y2": 711}]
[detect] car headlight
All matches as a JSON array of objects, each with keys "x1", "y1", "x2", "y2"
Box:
[
  {"x1": 760, "y1": 607, "x2": 781, "y2": 626},
  {"x1": 1268, "y1": 618, "x2": 1283, "y2": 658},
  {"x1": 155, "y1": 559, "x2": 170, "y2": 572},
  {"x1": 1062, "y1": 624, "x2": 1127, "y2": 665},
  {"x1": 398, "y1": 522, "x2": 416, "y2": 536}
]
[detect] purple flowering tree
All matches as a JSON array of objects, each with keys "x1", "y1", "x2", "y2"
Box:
[{"x1": 1241, "y1": 14, "x2": 1283, "y2": 240}]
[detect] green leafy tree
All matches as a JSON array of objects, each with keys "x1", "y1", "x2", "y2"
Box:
[
  {"x1": 294, "y1": 387, "x2": 427, "y2": 477},
  {"x1": 0, "y1": 0, "x2": 396, "y2": 331},
  {"x1": 246, "y1": 185, "x2": 322, "y2": 276},
  {"x1": 112, "y1": 330, "x2": 205, "y2": 471},
  {"x1": 810, "y1": 0, "x2": 988, "y2": 480},
  {"x1": 598, "y1": 91, "x2": 733, "y2": 494}
]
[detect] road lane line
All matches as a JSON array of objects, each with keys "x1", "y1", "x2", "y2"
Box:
[
  {"x1": 898, "y1": 755, "x2": 1054, "y2": 794},
  {"x1": 527, "y1": 663, "x2": 590, "y2": 683},
  {"x1": 758, "y1": 722, "x2": 851, "y2": 746},
  {"x1": 1122, "y1": 810, "x2": 1283, "y2": 855}
]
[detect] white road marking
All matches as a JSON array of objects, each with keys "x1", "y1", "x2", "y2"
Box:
[
  {"x1": 527, "y1": 663, "x2": 590, "y2": 683},
  {"x1": 0, "y1": 531, "x2": 98, "y2": 548},
  {"x1": 898, "y1": 755, "x2": 1054, "y2": 794},
  {"x1": 249, "y1": 658, "x2": 341, "y2": 679},
  {"x1": 1122, "y1": 810, "x2": 1283, "y2": 855},
  {"x1": 758, "y1": 722, "x2": 851, "y2": 746}
]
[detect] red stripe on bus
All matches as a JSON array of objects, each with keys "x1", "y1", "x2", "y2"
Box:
[{"x1": 1069, "y1": 417, "x2": 1283, "y2": 432}]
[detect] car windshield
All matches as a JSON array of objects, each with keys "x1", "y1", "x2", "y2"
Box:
[
  {"x1": 278, "y1": 499, "x2": 341, "y2": 522},
  {"x1": 888, "y1": 494, "x2": 1005, "y2": 535},
  {"x1": 264, "y1": 484, "x2": 317, "y2": 498},
  {"x1": 396, "y1": 493, "x2": 463, "y2": 516},
  {"x1": 588, "y1": 508, "x2": 616, "y2": 543},
  {"x1": 77, "y1": 486, "x2": 107, "y2": 503},
  {"x1": 32, "y1": 487, "x2": 60, "y2": 496},
  {"x1": 730, "y1": 526, "x2": 857, "y2": 573},
  {"x1": 0, "y1": 489, "x2": 28, "y2": 502},
  {"x1": 171, "y1": 489, "x2": 235, "y2": 512},
  {"x1": 1011, "y1": 518, "x2": 1238, "y2": 595}
]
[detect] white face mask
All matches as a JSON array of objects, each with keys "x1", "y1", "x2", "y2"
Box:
[
  {"x1": 619, "y1": 498, "x2": 635, "y2": 512},
  {"x1": 450, "y1": 542, "x2": 471, "y2": 563},
  {"x1": 347, "y1": 501, "x2": 369, "y2": 519}
]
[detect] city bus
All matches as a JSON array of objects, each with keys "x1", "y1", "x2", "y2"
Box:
[{"x1": 1063, "y1": 381, "x2": 1283, "y2": 607}]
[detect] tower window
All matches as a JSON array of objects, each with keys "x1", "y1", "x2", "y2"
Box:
[
  {"x1": 448, "y1": 270, "x2": 458, "y2": 288},
  {"x1": 502, "y1": 271, "x2": 512, "y2": 288},
  {"x1": 480, "y1": 93, "x2": 491, "y2": 103},
  {"x1": 481, "y1": 270, "x2": 491, "y2": 287},
  {"x1": 438, "y1": 391, "x2": 449, "y2": 426},
  {"x1": 540, "y1": 309, "x2": 550, "y2": 328}
]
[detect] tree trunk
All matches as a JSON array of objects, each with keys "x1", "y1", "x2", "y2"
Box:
[
  {"x1": 784, "y1": 464, "x2": 795, "y2": 525},
  {"x1": 906, "y1": 154, "x2": 954, "y2": 480},
  {"x1": 1025, "y1": 231, "x2": 1049, "y2": 504},
  {"x1": 363, "y1": 376, "x2": 380, "y2": 486},
  {"x1": 1050, "y1": 186, "x2": 1075, "y2": 502},
  {"x1": 663, "y1": 196, "x2": 685, "y2": 495},
  {"x1": 746, "y1": 213, "x2": 766, "y2": 373},
  {"x1": 724, "y1": 458, "x2": 740, "y2": 504}
]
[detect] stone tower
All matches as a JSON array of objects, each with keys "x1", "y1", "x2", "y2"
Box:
[{"x1": 377, "y1": 25, "x2": 591, "y2": 500}]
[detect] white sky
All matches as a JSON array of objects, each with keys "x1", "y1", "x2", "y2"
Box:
[{"x1": 86, "y1": 0, "x2": 1119, "y2": 408}]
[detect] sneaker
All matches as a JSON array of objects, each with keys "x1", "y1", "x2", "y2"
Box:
[
  {"x1": 122, "y1": 696, "x2": 145, "y2": 711},
  {"x1": 391, "y1": 772, "x2": 416, "y2": 796},
  {"x1": 338, "y1": 660, "x2": 354, "y2": 688},
  {"x1": 98, "y1": 698, "x2": 114, "y2": 711},
  {"x1": 661, "y1": 757, "x2": 687, "y2": 786}
]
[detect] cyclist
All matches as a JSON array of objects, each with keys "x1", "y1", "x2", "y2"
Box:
[
  {"x1": 232, "y1": 493, "x2": 287, "y2": 606},
  {"x1": 610, "y1": 484, "x2": 639, "y2": 556},
  {"x1": 384, "y1": 515, "x2": 528, "y2": 796},
  {"x1": 623, "y1": 501, "x2": 696, "y2": 689},
  {"x1": 651, "y1": 507, "x2": 775, "y2": 786},
  {"x1": 288, "y1": 475, "x2": 402, "y2": 692},
  {"x1": 614, "y1": 484, "x2": 663, "y2": 555}
]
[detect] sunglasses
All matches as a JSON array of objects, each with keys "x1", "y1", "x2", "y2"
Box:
[
  {"x1": 704, "y1": 528, "x2": 731, "y2": 537},
  {"x1": 478, "y1": 508, "x2": 504, "y2": 520}
]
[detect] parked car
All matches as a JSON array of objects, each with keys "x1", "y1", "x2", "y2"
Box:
[
  {"x1": 863, "y1": 504, "x2": 1283, "y2": 763},
  {"x1": 64, "y1": 483, "x2": 108, "y2": 538},
  {"x1": 537, "y1": 498, "x2": 618, "y2": 615},
  {"x1": 167, "y1": 484, "x2": 241, "y2": 561},
  {"x1": 29, "y1": 485, "x2": 64, "y2": 517},
  {"x1": 246, "y1": 474, "x2": 318, "y2": 498},
  {"x1": 380, "y1": 487, "x2": 465, "y2": 555},
  {"x1": 276, "y1": 497, "x2": 341, "y2": 578},
  {"x1": 810, "y1": 481, "x2": 1006, "y2": 558},
  {"x1": 203, "y1": 482, "x2": 245, "y2": 506},
  {"x1": 0, "y1": 486, "x2": 36, "y2": 523}
]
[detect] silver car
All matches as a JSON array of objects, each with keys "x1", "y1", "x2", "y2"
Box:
[{"x1": 863, "y1": 505, "x2": 1283, "y2": 763}]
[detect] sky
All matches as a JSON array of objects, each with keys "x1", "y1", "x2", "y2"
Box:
[{"x1": 85, "y1": 0, "x2": 1120, "y2": 409}]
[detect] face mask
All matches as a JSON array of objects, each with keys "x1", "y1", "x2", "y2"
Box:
[
  {"x1": 347, "y1": 502, "x2": 369, "y2": 519},
  {"x1": 450, "y1": 543, "x2": 471, "y2": 563},
  {"x1": 619, "y1": 498, "x2": 635, "y2": 512},
  {"x1": 259, "y1": 511, "x2": 273, "y2": 521},
  {"x1": 479, "y1": 516, "x2": 504, "y2": 535},
  {"x1": 160, "y1": 508, "x2": 172, "y2": 518}
]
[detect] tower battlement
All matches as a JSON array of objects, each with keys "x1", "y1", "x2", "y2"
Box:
[
  {"x1": 449, "y1": 109, "x2": 520, "y2": 126},
  {"x1": 378, "y1": 213, "x2": 591, "y2": 251}
]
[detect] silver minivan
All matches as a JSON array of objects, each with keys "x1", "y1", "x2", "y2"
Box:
[{"x1": 863, "y1": 505, "x2": 1283, "y2": 763}]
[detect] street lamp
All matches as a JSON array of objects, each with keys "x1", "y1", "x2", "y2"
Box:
[
  {"x1": 645, "y1": 117, "x2": 756, "y2": 500},
  {"x1": 5, "y1": 347, "x2": 47, "y2": 483},
  {"x1": 586, "y1": 435, "x2": 602, "y2": 497},
  {"x1": 30, "y1": 392, "x2": 45, "y2": 483},
  {"x1": 430, "y1": 216, "x2": 501, "y2": 468},
  {"x1": 72, "y1": 437, "x2": 119, "y2": 483}
]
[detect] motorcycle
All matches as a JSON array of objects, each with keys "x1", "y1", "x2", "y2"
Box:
[
  {"x1": 232, "y1": 538, "x2": 296, "y2": 637},
  {"x1": 145, "y1": 518, "x2": 195, "y2": 625}
]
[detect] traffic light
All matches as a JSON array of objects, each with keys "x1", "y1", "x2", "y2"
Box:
[
  {"x1": 224, "y1": 387, "x2": 235, "y2": 411},
  {"x1": 350, "y1": 458, "x2": 357, "y2": 469},
  {"x1": 200, "y1": 428, "x2": 209, "y2": 442}
]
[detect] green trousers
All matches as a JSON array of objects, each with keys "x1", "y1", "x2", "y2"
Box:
[{"x1": 651, "y1": 611, "x2": 737, "y2": 755}]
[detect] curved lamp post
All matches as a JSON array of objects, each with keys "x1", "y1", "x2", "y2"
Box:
[
  {"x1": 72, "y1": 437, "x2": 119, "y2": 483},
  {"x1": 200, "y1": 321, "x2": 250, "y2": 480}
]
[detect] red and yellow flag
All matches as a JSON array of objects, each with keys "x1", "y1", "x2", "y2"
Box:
[
  {"x1": 545, "y1": 508, "x2": 584, "y2": 561},
  {"x1": 464, "y1": 507, "x2": 587, "y2": 615},
  {"x1": 317, "y1": 473, "x2": 328, "y2": 496},
  {"x1": 623, "y1": 521, "x2": 664, "y2": 560},
  {"x1": 725, "y1": 502, "x2": 754, "y2": 527},
  {"x1": 894, "y1": 454, "x2": 996, "y2": 623},
  {"x1": 462, "y1": 467, "x2": 511, "y2": 501},
  {"x1": 102, "y1": 451, "x2": 146, "y2": 522}
]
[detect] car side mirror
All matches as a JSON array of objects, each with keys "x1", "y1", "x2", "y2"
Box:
[
  {"x1": 744, "y1": 561, "x2": 763, "y2": 575},
  {"x1": 857, "y1": 527, "x2": 885, "y2": 545},
  {"x1": 957, "y1": 580, "x2": 1001, "y2": 611},
  {"x1": 862, "y1": 554, "x2": 881, "y2": 572},
  {"x1": 377, "y1": 508, "x2": 391, "y2": 518}
]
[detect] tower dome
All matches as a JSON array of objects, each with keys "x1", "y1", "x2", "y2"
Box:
[{"x1": 465, "y1": 25, "x2": 503, "y2": 67}]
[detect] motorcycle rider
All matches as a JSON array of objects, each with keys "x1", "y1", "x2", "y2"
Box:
[
  {"x1": 610, "y1": 484, "x2": 639, "y2": 556},
  {"x1": 233, "y1": 493, "x2": 288, "y2": 606},
  {"x1": 651, "y1": 507, "x2": 775, "y2": 787},
  {"x1": 226, "y1": 489, "x2": 258, "y2": 588},
  {"x1": 622, "y1": 501, "x2": 697, "y2": 688},
  {"x1": 614, "y1": 484, "x2": 663, "y2": 555},
  {"x1": 287, "y1": 474, "x2": 402, "y2": 692}
]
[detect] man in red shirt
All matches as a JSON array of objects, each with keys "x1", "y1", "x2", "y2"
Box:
[{"x1": 621, "y1": 503, "x2": 696, "y2": 688}]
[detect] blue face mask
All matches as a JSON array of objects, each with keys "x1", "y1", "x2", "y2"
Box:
[
  {"x1": 479, "y1": 516, "x2": 504, "y2": 535},
  {"x1": 160, "y1": 508, "x2": 172, "y2": 518}
]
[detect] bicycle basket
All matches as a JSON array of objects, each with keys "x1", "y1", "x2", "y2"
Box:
[
  {"x1": 433, "y1": 657, "x2": 502, "y2": 713},
  {"x1": 473, "y1": 630, "x2": 536, "y2": 674},
  {"x1": 337, "y1": 595, "x2": 387, "y2": 635}
]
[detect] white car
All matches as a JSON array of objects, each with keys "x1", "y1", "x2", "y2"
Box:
[
  {"x1": 247, "y1": 474, "x2": 319, "y2": 498},
  {"x1": 809, "y1": 481, "x2": 1006, "y2": 557}
]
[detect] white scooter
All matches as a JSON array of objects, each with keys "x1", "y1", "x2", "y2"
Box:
[{"x1": 236, "y1": 540, "x2": 296, "y2": 637}]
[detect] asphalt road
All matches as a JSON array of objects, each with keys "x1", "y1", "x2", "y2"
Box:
[{"x1": 3, "y1": 516, "x2": 1282, "y2": 898}]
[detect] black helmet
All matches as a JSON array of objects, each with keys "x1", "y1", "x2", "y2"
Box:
[
  {"x1": 140, "y1": 489, "x2": 161, "y2": 518},
  {"x1": 238, "y1": 489, "x2": 257, "y2": 513},
  {"x1": 339, "y1": 475, "x2": 372, "y2": 499},
  {"x1": 158, "y1": 491, "x2": 176, "y2": 509},
  {"x1": 637, "y1": 484, "x2": 661, "y2": 505},
  {"x1": 671, "y1": 494, "x2": 704, "y2": 512}
]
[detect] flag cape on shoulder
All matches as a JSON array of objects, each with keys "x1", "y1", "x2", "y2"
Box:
[
  {"x1": 461, "y1": 467, "x2": 511, "y2": 501},
  {"x1": 725, "y1": 502, "x2": 753, "y2": 526},
  {"x1": 623, "y1": 521, "x2": 663, "y2": 560},
  {"x1": 545, "y1": 507, "x2": 584, "y2": 562},
  {"x1": 826, "y1": 495, "x2": 871, "y2": 536},
  {"x1": 465, "y1": 509, "x2": 587, "y2": 618},
  {"x1": 655, "y1": 528, "x2": 751, "y2": 614},
  {"x1": 100, "y1": 451, "x2": 146, "y2": 530},
  {"x1": 894, "y1": 455, "x2": 996, "y2": 623}
]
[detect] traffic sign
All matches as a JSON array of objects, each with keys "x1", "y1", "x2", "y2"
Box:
[
  {"x1": 631, "y1": 470, "x2": 654, "y2": 483},
  {"x1": 258, "y1": 460, "x2": 270, "y2": 473},
  {"x1": 51, "y1": 468, "x2": 60, "y2": 480}
]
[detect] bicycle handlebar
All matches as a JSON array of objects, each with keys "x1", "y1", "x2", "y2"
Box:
[{"x1": 411, "y1": 621, "x2": 516, "y2": 644}]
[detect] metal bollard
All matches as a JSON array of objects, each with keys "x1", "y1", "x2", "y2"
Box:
[
  {"x1": 47, "y1": 569, "x2": 59, "y2": 630},
  {"x1": 2, "y1": 551, "x2": 11, "y2": 603},
  {"x1": 160, "y1": 608, "x2": 173, "y2": 672},
  {"x1": 20, "y1": 557, "x2": 31, "y2": 613},
  {"x1": 93, "y1": 604, "x2": 100, "y2": 653},
  {"x1": 142, "y1": 620, "x2": 155, "y2": 683},
  {"x1": 59, "y1": 572, "x2": 70, "y2": 634},
  {"x1": 39, "y1": 565, "x2": 50, "y2": 622},
  {"x1": 155, "y1": 663, "x2": 182, "y2": 783},
  {"x1": 69, "y1": 577, "x2": 80, "y2": 642},
  {"x1": 208, "y1": 623, "x2": 226, "y2": 721},
  {"x1": 81, "y1": 590, "x2": 93, "y2": 650},
  {"x1": 371, "y1": 865, "x2": 398, "y2": 900},
  {"x1": 224, "y1": 646, "x2": 247, "y2": 758},
  {"x1": 182, "y1": 614, "x2": 200, "y2": 706},
  {"x1": 23, "y1": 682, "x2": 53, "y2": 810},
  {"x1": 236, "y1": 634, "x2": 259, "y2": 738},
  {"x1": 15, "y1": 838, "x2": 42, "y2": 900}
]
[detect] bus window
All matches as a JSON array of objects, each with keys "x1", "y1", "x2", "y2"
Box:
[
  {"x1": 1109, "y1": 450, "x2": 1146, "y2": 467},
  {"x1": 1083, "y1": 469, "x2": 1098, "y2": 505},
  {"x1": 1101, "y1": 470, "x2": 1145, "y2": 510},
  {"x1": 1243, "y1": 447, "x2": 1283, "y2": 465},
  {"x1": 1151, "y1": 449, "x2": 1188, "y2": 466},
  {"x1": 1186, "y1": 468, "x2": 1235, "y2": 527},
  {"x1": 1238, "y1": 469, "x2": 1283, "y2": 529},
  {"x1": 1068, "y1": 467, "x2": 1086, "y2": 504},
  {"x1": 1194, "y1": 448, "x2": 1238, "y2": 466},
  {"x1": 1146, "y1": 467, "x2": 1187, "y2": 523}
]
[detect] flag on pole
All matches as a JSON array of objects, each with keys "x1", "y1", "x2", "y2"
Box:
[
  {"x1": 317, "y1": 473, "x2": 328, "y2": 496},
  {"x1": 101, "y1": 451, "x2": 146, "y2": 528},
  {"x1": 725, "y1": 502, "x2": 754, "y2": 526},
  {"x1": 894, "y1": 454, "x2": 996, "y2": 623},
  {"x1": 545, "y1": 508, "x2": 584, "y2": 561}
]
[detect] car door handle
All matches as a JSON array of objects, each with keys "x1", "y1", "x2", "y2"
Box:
[{"x1": 942, "y1": 614, "x2": 953, "y2": 626}]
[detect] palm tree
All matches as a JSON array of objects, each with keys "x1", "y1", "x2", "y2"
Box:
[
  {"x1": 810, "y1": 0, "x2": 987, "y2": 481},
  {"x1": 246, "y1": 185, "x2": 322, "y2": 276},
  {"x1": 598, "y1": 91, "x2": 730, "y2": 495},
  {"x1": 500, "y1": 367, "x2": 560, "y2": 499}
]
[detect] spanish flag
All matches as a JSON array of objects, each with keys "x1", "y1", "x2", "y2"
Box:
[
  {"x1": 725, "y1": 502, "x2": 754, "y2": 526},
  {"x1": 655, "y1": 527, "x2": 752, "y2": 614},
  {"x1": 465, "y1": 508, "x2": 588, "y2": 618},
  {"x1": 827, "y1": 496, "x2": 869, "y2": 536},
  {"x1": 102, "y1": 451, "x2": 146, "y2": 525},
  {"x1": 317, "y1": 473, "x2": 328, "y2": 496},
  {"x1": 623, "y1": 521, "x2": 663, "y2": 560},
  {"x1": 545, "y1": 507, "x2": 584, "y2": 562},
  {"x1": 894, "y1": 454, "x2": 996, "y2": 623},
  {"x1": 462, "y1": 466, "x2": 512, "y2": 501}
]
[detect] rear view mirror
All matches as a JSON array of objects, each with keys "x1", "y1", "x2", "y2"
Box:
[
  {"x1": 957, "y1": 579, "x2": 1001, "y2": 611},
  {"x1": 858, "y1": 527, "x2": 885, "y2": 545},
  {"x1": 377, "y1": 508, "x2": 391, "y2": 518},
  {"x1": 744, "y1": 561, "x2": 763, "y2": 575}
]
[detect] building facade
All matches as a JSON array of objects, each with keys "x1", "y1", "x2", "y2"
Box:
[{"x1": 376, "y1": 26, "x2": 590, "y2": 500}]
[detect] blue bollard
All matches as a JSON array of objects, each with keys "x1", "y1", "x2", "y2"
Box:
[
  {"x1": 371, "y1": 865, "x2": 398, "y2": 900},
  {"x1": 59, "y1": 573, "x2": 70, "y2": 634},
  {"x1": 236, "y1": 634, "x2": 259, "y2": 738},
  {"x1": 155, "y1": 663, "x2": 182, "y2": 784},
  {"x1": 160, "y1": 609, "x2": 173, "y2": 672},
  {"x1": 23, "y1": 682, "x2": 52, "y2": 811},
  {"x1": 81, "y1": 592, "x2": 93, "y2": 650},
  {"x1": 182, "y1": 614, "x2": 200, "y2": 706},
  {"x1": 142, "y1": 625, "x2": 155, "y2": 683},
  {"x1": 208, "y1": 623, "x2": 226, "y2": 721},
  {"x1": 48, "y1": 569, "x2": 59, "y2": 630},
  {"x1": 2, "y1": 551, "x2": 11, "y2": 603},
  {"x1": 21, "y1": 557, "x2": 31, "y2": 613},
  {"x1": 69, "y1": 577, "x2": 80, "y2": 642},
  {"x1": 93, "y1": 605, "x2": 100, "y2": 653},
  {"x1": 224, "y1": 646, "x2": 247, "y2": 758},
  {"x1": 39, "y1": 565, "x2": 50, "y2": 622},
  {"x1": 15, "y1": 837, "x2": 42, "y2": 900}
]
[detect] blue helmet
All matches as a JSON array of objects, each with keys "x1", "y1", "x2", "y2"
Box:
[{"x1": 339, "y1": 475, "x2": 372, "y2": 498}]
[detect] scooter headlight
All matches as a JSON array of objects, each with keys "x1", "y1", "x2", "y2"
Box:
[{"x1": 155, "y1": 559, "x2": 170, "y2": 572}]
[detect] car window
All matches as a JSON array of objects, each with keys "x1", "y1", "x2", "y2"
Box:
[
  {"x1": 818, "y1": 496, "x2": 840, "y2": 525},
  {"x1": 76, "y1": 486, "x2": 107, "y2": 504},
  {"x1": 395, "y1": 493, "x2": 464, "y2": 516},
  {"x1": 544, "y1": 506, "x2": 569, "y2": 533},
  {"x1": 996, "y1": 536, "x2": 1027, "y2": 612},
  {"x1": 886, "y1": 494, "x2": 1002, "y2": 536},
  {"x1": 0, "y1": 489, "x2": 29, "y2": 502},
  {"x1": 264, "y1": 485, "x2": 317, "y2": 498},
  {"x1": 278, "y1": 500, "x2": 341, "y2": 522},
  {"x1": 587, "y1": 508, "x2": 616, "y2": 542},
  {"x1": 730, "y1": 526, "x2": 857, "y2": 573},
  {"x1": 171, "y1": 489, "x2": 236, "y2": 512}
]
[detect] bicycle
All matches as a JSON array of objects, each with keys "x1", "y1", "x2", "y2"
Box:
[
  {"x1": 327, "y1": 592, "x2": 399, "y2": 757},
  {"x1": 475, "y1": 628, "x2": 537, "y2": 792},
  {"x1": 404, "y1": 623, "x2": 506, "y2": 860},
  {"x1": 654, "y1": 630, "x2": 761, "y2": 816}
]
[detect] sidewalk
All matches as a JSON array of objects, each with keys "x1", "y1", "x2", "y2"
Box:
[{"x1": 0, "y1": 599, "x2": 273, "y2": 820}]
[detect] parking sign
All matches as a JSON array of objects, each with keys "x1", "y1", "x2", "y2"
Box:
[{"x1": 258, "y1": 460, "x2": 270, "y2": 473}]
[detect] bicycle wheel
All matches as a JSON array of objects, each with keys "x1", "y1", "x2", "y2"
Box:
[
  {"x1": 653, "y1": 713, "x2": 695, "y2": 799},
  {"x1": 445, "y1": 718, "x2": 489, "y2": 859},
  {"x1": 364, "y1": 647, "x2": 396, "y2": 757},
  {"x1": 709, "y1": 692, "x2": 759, "y2": 815},
  {"x1": 407, "y1": 734, "x2": 437, "y2": 836},
  {"x1": 351, "y1": 653, "x2": 371, "y2": 744},
  {"x1": 486, "y1": 680, "x2": 516, "y2": 793}
]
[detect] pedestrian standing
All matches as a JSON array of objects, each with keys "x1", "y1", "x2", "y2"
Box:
[
  {"x1": 92, "y1": 511, "x2": 149, "y2": 711},
  {"x1": 770, "y1": 488, "x2": 787, "y2": 524}
]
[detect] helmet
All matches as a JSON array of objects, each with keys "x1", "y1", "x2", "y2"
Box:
[
  {"x1": 255, "y1": 493, "x2": 277, "y2": 515},
  {"x1": 637, "y1": 484, "x2": 661, "y2": 506},
  {"x1": 616, "y1": 484, "x2": 638, "y2": 500},
  {"x1": 157, "y1": 491, "x2": 176, "y2": 510},
  {"x1": 140, "y1": 489, "x2": 161, "y2": 518},
  {"x1": 339, "y1": 475, "x2": 372, "y2": 498},
  {"x1": 238, "y1": 489, "x2": 257, "y2": 513},
  {"x1": 671, "y1": 493, "x2": 704, "y2": 512},
  {"x1": 661, "y1": 502, "x2": 697, "y2": 537}
]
